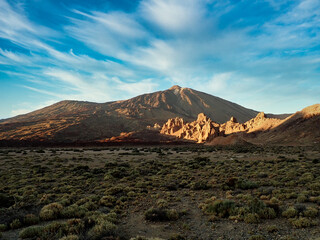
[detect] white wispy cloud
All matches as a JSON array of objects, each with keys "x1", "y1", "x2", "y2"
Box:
[
  {"x1": 66, "y1": 10, "x2": 149, "y2": 57},
  {"x1": 42, "y1": 69, "x2": 159, "y2": 102},
  {"x1": 140, "y1": 0, "x2": 207, "y2": 35},
  {"x1": 0, "y1": 0, "x2": 57, "y2": 50},
  {"x1": 207, "y1": 72, "x2": 233, "y2": 92},
  {"x1": 278, "y1": 0, "x2": 320, "y2": 24},
  {"x1": 0, "y1": 48, "x2": 32, "y2": 64}
]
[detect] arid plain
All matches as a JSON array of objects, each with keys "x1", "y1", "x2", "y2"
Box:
[{"x1": 1, "y1": 145, "x2": 320, "y2": 240}]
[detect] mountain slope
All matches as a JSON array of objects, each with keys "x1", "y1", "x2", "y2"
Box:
[
  {"x1": 249, "y1": 104, "x2": 320, "y2": 145},
  {"x1": 0, "y1": 85, "x2": 264, "y2": 142},
  {"x1": 108, "y1": 85, "x2": 259, "y2": 123}
]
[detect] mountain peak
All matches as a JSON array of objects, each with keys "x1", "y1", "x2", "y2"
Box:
[{"x1": 169, "y1": 85, "x2": 182, "y2": 90}]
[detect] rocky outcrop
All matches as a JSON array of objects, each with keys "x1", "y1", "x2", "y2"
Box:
[
  {"x1": 161, "y1": 111, "x2": 286, "y2": 143},
  {"x1": 219, "y1": 116, "x2": 245, "y2": 134},
  {"x1": 161, "y1": 113, "x2": 220, "y2": 143},
  {"x1": 219, "y1": 111, "x2": 283, "y2": 135},
  {"x1": 160, "y1": 117, "x2": 184, "y2": 135}
]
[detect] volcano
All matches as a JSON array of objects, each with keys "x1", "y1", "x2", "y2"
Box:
[{"x1": 0, "y1": 86, "x2": 265, "y2": 142}]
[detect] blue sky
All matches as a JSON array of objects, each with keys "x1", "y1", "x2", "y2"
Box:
[{"x1": 0, "y1": 0, "x2": 319, "y2": 119}]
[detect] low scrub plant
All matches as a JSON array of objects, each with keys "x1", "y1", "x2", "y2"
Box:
[
  {"x1": 202, "y1": 199, "x2": 236, "y2": 218},
  {"x1": 289, "y1": 217, "x2": 317, "y2": 228},
  {"x1": 19, "y1": 226, "x2": 43, "y2": 239},
  {"x1": 40, "y1": 202, "x2": 63, "y2": 220}
]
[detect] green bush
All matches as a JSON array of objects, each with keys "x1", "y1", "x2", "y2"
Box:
[
  {"x1": 204, "y1": 200, "x2": 236, "y2": 218},
  {"x1": 258, "y1": 207, "x2": 277, "y2": 219},
  {"x1": 244, "y1": 213, "x2": 260, "y2": 223},
  {"x1": 99, "y1": 195, "x2": 116, "y2": 207},
  {"x1": 82, "y1": 201, "x2": 98, "y2": 211},
  {"x1": 299, "y1": 173, "x2": 314, "y2": 183},
  {"x1": 282, "y1": 207, "x2": 298, "y2": 218},
  {"x1": 289, "y1": 217, "x2": 316, "y2": 228},
  {"x1": 61, "y1": 205, "x2": 86, "y2": 218},
  {"x1": 245, "y1": 198, "x2": 277, "y2": 219},
  {"x1": 247, "y1": 198, "x2": 265, "y2": 214},
  {"x1": 86, "y1": 212, "x2": 118, "y2": 226},
  {"x1": 40, "y1": 202, "x2": 63, "y2": 220},
  {"x1": 296, "y1": 194, "x2": 307, "y2": 203},
  {"x1": 43, "y1": 221, "x2": 67, "y2": 234},
  {"x1": 27, "y1": 221, "x2": 68, "y2": 239},
  {"x1": 105, "y1": 212, "x2": 118, "y2": 224},
  {"x1": 19, "y1": 226, "x2": 42, "y2": 239},
  {"x1": 65, "y1": 219, "x2": 84, "y2": 235},
  {"x1": 156, "y1": 199, "x2": 168, "y2": 208},
  {"x1": 238, "y1": 179, "x2": 259, "y2": 190},
  {"x1": 87, "y1": 220, "x2": 116, "y2": 240},
  {"x1": 309, "y1": 182, "x2": 320, "y2": 191},
  {"x1": 303, "y1": 207, "x2": 318, "y2": 218}
]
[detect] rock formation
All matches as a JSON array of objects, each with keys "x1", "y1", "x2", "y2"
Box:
[
  {"x1": 161, "y1": 111, "x2": 289, "y2": 143},
  {"x1": 219, "y1": 111, "x2": 283, "y2": 135},
  {"x1": 161, "y1": 113, "x2": 220, "y2": 143},
  {"x1": 161, "y1": 117, "x2": 185, "y2": 135}
]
